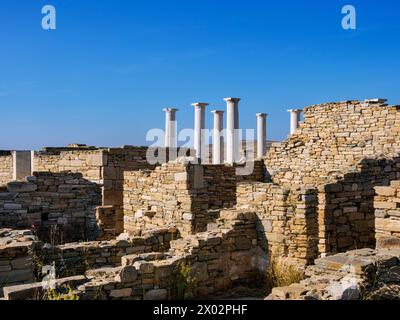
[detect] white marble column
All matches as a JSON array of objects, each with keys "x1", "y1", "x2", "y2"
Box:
[
  {"x1": 163, "y1": 108, "x2": 178, "y2": 148},
  {"x1": 12, "y1": 151, "x2": 32, "y2": 180},
  {"x1": 191, "y1": 102, "x2": 208, "y2": 160},
  {"x1": 288, "y1": 109, "x2": 303, "y2": 134},
  {"x1": 224, "y1": 97, "x2": 241, "y2": 164},
  {"x1": 256, "y1": 113, "x2": 268, "y2": 158},
  {"x1": 211, "y1": 110, "x2": 224, "y2": 164}
]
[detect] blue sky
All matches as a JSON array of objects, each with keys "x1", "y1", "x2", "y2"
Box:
[{"x1": 1, "y1": 0, "x2": 399, "y2": 150}]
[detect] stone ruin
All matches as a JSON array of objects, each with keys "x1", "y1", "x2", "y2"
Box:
[{"x1": 1, "y1": 98, "x2": 400, "y2": 300}]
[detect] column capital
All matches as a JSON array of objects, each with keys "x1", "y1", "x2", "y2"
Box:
[
  {"x1": 287, "y1": 109, "x2": 303, "y2": 113},
  {"x1": 256, "y1": 113, "x2": 268, "y2": 118},
  {"x1": 163, "y1": 108, "x2": 179, "y2": 112},
  {"x1": 191, "y1": 102, "x2": 209, "y2": 108},
  {"x1": 224, "y1": 97, "x2": 241, "y2": 103},
  {"x1": 211, "y1": 110, "x2": 225, "y2": 114}
]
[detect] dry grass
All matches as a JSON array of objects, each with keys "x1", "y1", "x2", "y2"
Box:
[{"x1": 267, "y1": 257, "x2": 305, "y2": 288}]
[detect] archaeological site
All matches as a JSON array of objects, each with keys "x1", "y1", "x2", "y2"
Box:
[{"x1": 2, "y1": 97, "x2": 400, "y2": 301}]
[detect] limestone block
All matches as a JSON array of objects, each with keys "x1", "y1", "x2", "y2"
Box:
[
  {"x1": 376, "y1": 218, "x2": 400, "y2": 233},
  {"x1": 110, "y1": 288, "x2": 132, "y2": 298},
  {"x1": 375, "y1": 186, "x2": 396, "y2": 197},
  {"x1": 115, "y1": 266, "x2": 137, "y2": 283},
  {"x1": 145, "y1": 289, "x2": 167, "y2": 300}
]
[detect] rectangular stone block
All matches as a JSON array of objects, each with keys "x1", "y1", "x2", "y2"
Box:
[
  {"x1": 376, "y1": 218, "x2": 400, "y2": 233},
  {"x1": 375, "y1": 186, "x2": 396, "y2": 197}
]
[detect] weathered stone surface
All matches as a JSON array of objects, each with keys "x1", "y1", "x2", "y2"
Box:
[
  {"x1": 110, "y1": 288, "x2": 132, "y2": 298},
  {"x1": 267, "y1": 248, "x2": 400, "y2": 300},
  {"x1": 115, "y1": 266, "x2": 138, "y2": 283},
  {"x1": 145, "y1": 289, "x2": 167, "y2": 300}
]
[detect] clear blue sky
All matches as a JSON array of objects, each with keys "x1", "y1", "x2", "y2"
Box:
[{"x1": 1, "y1": 0, "x2": 399, "y2": 150}]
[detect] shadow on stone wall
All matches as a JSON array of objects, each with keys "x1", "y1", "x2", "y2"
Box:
[
  {"x1": 0, "y1": 172, "x2": 102, "y2": 245},
  {"x1": 318, "y1": 156, "x2": 400, "y2": 255}
]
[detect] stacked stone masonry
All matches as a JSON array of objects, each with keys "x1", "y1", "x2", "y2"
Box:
[
  {"x1": 266, "y1": 99, "x2": 400, "y2": 186},
  {"x1": 123, "y1": 160, "x2": 265, "y2": 237},
  {"x1": 0, "y1": 229, "x2": 37, "y2": 291},
  {"x1": 265, "y1": 100, "x2": 400, "y2": 256},
  {"x1": 3, "y1": 210, "x2": 267, "y2": 300},
  {"x1": 267, "y1": 247, "x2": 400, "y2": 300},
  {"x1": 236, "y1": 182, "x2": 318, "y2": 264},
  {"x1": 0, "y1": 226, "x2": 178, "y2": 296},
  {"x1": 0, "y1": 152, "x2": 13, "y2": 186},
  {"x1": 0, "y1": 172, "x2": 101, "y2": 243},
  {"x1": 2, "y1": 99, "x2": 400, "y2": 300},
  {"x1": 374, "y1": 180, "x2": 400, "y2": 248}
]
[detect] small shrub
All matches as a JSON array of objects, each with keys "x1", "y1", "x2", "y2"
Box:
[
  {"x1": 267, "y1": 258, "x2": 305, "y2": 288},
  {"x1": 174, "y1": 261, "x2": 198, "y2": 300},
  {"x1": 44, "y1": 285, "x2": 80, "y2": 301}
]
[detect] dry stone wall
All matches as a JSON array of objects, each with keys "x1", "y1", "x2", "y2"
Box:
[
  {"x1": 0, "y1": 152, "x2": 13, "y2": 186},
  {"x1": 267, "y1": 247, "x2": 400, "y2": 300},
  {"x1": 236, "y1": 182, "x2": 318, "y2": 265},
  {"x1": 39, "y1": 226, "x2": 179, "y2": 278},
  {"x1": 34, "y1": 146, "x2": 191, "y2": 234},
  {"x1": 95, "y1": 206, "x2": 124, "y2": 241},
  {"x1": 0, "y1": 229, "x2": 37, "y2": 291},
  {"x1": 264, "y1": 99, "x2": 400, "y2": 257},
  {"x1": 123, "y1": 160, "x2": 265, "y2": 237},
  {"x1": 316, "y1": 157, "x2": 400, "y2": 255},
  {"x1": 3, "y1": 210, "x2": 267, "y2": 300},
  {"x1": 374, "y1": 180, "x2": 400, "y2": 248},
  {"x1": 0, "y1": 227, "x2": 178, "y2": 296},
  {"x1": 123, "y1": 162, "x2": 229, "y2": 236},
  {"x1": 0, "y1": 172, "x2": 101, "y2": 243},
  {"x1": 266, "y1": 99, "x2": 400, "y2": 187},
  {"x1": 33, "y1": 147, "x2": 104, "y2": 183}
]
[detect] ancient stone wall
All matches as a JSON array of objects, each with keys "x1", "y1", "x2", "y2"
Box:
[
  {"x1": 0, "y1": 227, "x2": 178, "y2": 296},
  {"x1": 39, "y1": 226, "x2": 179, "y2": 278},
  {"x1": 236, "y1": 182, "x2": 318, "y2": 264},
  {"x1": 264, "y1": 100, "x2": 400, "y2": 256},
  {"x1": 3, "y1": 210, "x2": 266, "y2": 300},
  {"x1": 266, "y1": 99, "x2": 400, "y2": 187},
  {"x1": 123, "y1": 160, "x2": 265, "y2": 237},
  {"x1": 33, "y1": 146, "x2": 191, "y2": 235},
  {"x1": 0, "y1": 230, "x2": 37, "y2": 291},
  {"x1": 374, "y1": 180, "x2": 400, "y2": 248},
  {"x1": 316, "y1": 157, "x2": 400, "y2": 255},
  {"x1": 33, "y1": 148, "x2": 104, "y2": 184},
  {"x1": 267, "y1": 247, "x2": 400, "y2": 300},
  {"x1": 0, "y1": 152, "x2": 13, "y2": 186},
  {"x1": 95, "y1": 206, "x2": 124, "y2": 241},
  {"x1": 0, "y1": 172, "x2": 101, "y2": 243}
]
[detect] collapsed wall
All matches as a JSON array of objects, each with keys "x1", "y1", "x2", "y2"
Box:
[
  {"x1": 0, "y1": 226, "x2": 178, "y2": 296},
  {"x1": 267, "y1": 247, "x2": 400, "y2": 300},
  {"x1": 0, "y1": 230, "x2": 37, "y2": 291},
  {"x1": 3, "y1": 210, "x2": 267, "y2": 300}
]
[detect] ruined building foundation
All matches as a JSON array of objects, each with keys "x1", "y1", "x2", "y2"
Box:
[{"x1": 2, "y1": 98, "x2": 400, "y2": 300}]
